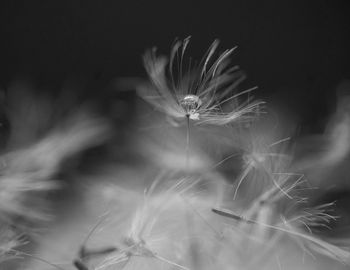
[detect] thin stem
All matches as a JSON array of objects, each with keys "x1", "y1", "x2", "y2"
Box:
[
  {"x1": 182, "y1": 116, "x2": 222, "y2": 238},
  {"x1": 185, "y1": 115, "x2": 190, "y2": 170}
]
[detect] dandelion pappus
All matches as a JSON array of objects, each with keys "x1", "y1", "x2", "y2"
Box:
[
  {"x1": 138, "y1": 37, "x2": 264, "y2": 126},
  {"x1": 212, "y1": 207, "x2": 350, "y2": 263}
]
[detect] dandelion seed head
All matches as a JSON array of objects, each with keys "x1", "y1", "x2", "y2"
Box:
[{"x1": 138, "y1": 37, "x2": 264, "y2": 126}]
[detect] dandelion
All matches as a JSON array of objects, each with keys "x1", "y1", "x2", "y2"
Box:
[
  {"x1": 211, "y1": 118, "x2": 350, "y2": 268},
  {"x1": 138, "y1": 37, "x2": 264, "y2": 126},
  {"x1": 94, "y1": 177, "x2": 222, "y2": 270},
  {"x1": 212, "y1": 202, "x2": 350, "y2": 265},
  {"x1": 232, "y1": 135, "x2": 292, "y2": 200},
  {"x1": 96, "y1": 179, "x2": 194, "y2": 270},
  {"x1": 280, "y1": 203, "x2": 350, "y2": 263},
  {"x1": 213, "y1": 166, "x2": 350, "y2": 265},
  {"x1": 214, "y1": 122, "x2": 293, "y2": 201}
]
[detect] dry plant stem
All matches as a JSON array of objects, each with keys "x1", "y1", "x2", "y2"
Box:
[
  {"x1": 182, "y1": 116, "x2": 221, "y2": 238},
  {"x1": 184, "y1": 115, "x2": 202, "y2": 270},
  {"x1": 186, "y1": 115, "x2": 190, "y2": 170}
]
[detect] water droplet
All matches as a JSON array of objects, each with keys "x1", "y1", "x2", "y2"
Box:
[{"x1": 180, "y1": 95, "x2": 202, "y2": 118}]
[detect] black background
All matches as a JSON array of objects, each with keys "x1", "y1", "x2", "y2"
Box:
[{"x1": 1, "y1": 0, "x2": 350, "y2": 130}]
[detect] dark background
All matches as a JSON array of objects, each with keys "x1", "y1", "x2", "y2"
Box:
[{"x1": 1, "y1": 0, "x2": 350, "y2": 131}]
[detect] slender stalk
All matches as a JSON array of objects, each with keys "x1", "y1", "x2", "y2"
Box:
[
  {"x1": 185, "y1": 115, "x2": 190, "y2": 170},
  {"x1": 183, "y1": 116, "x2": 222, "y2": 238},
  {"x1": 184, "y1": 115, "x2": 202, "y2": 269}
]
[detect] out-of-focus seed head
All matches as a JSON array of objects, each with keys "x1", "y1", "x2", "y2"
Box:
[{"x1": 243, "y1": 152, "x2": 266, "y2": 168}]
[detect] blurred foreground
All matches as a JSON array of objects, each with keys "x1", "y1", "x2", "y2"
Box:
[{"x1": 0, "y1": 78, "x2": 349, "y2": 270}]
